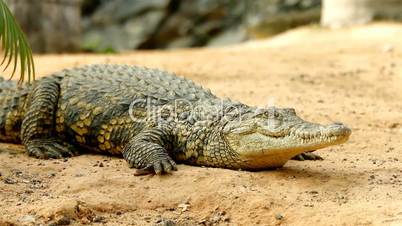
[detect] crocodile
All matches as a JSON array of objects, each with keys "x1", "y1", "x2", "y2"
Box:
[{"x1": 0, "y1": 64, "x2": 351, "y2": 175}]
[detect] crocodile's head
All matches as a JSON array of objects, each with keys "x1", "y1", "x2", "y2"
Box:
[{"x1": 222, "y1": 107, "x2": 351, "y2": 170}]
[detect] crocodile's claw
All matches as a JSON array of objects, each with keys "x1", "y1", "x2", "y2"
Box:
[
  {"x1": 26, "y1": 138, "x2": 78, "y2": 159},
  {"x1": 133, "y1": 158, "x2": 177, "y2": 176}
]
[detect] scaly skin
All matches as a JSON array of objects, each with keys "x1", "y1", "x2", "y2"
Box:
[{"x1": 0, "y1": 64, "x2": 351, "y2": 174}]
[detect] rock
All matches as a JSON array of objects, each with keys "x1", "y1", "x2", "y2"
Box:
[
  {"x1": 82, "y1": 0, "x2": 322, "y2": 50},
  {"x1": 202, "y1": 209, "x2": 229, "y2": 225},
  {"x1": 82, "y1": 25, "x2": 130, "y2": 52},
  {"x1": 91, "y1": 0, "x2": 169, "y2": 25},
  {"x1": 275, "y1": 213, "x2": 284, "y2": 220},
  {"x1": 167, "y1": 37, "x2": 198, "y2": 49},
  {"x1": 155, "y1": 219, "x2": 177, "y2": 226},
  {"x1": 388, "y1": 122, "x2": 400, "y2": 129},
  {"x1": 19, "y1": 215, "x2": 36, "y2": 224},
  {"x1": 178, "y1": 203, "x2": 190, "y2": 212},
  {"x1": 38, "y1": 199, "x2": 94, "y2": 223},
  {"x1": 7, "y1": 0, "x2": 82, "y2": 53},
  {"x1": 142, "y1": 0, "x2": 246, "y2": 49},
  {"x1": 179, "y1": 0, "x2": 244, "y2": 22},
  {"x1": 246, "y1": 0, "x2": 321, "y2": 37},
  {"x1": 193, "y1": 20, "x2": 223, "y2": 40},
  {"x1": 48, "y1": 216, "x2": 71, "y2": 226},
  {"x1": 92, "y1": 216, "x2": 105, "y2": 223},
  {"x1": 124, "y1": 10, "x2": 166, "y2": 47},
  {"x1": 322, "y1": 0, "x2": 402, "y2": 28},
  {"x1": 147, "y1": 13, "x2": 196, "y2": 48},
  {"x1": 207, "y1": 27, "x2": 248, "y2": 47},
  {"x1": 4, "y1": 177, "x2": 17, "y2": 184},
  {"x1": 83, "y1": 10, "x2": 165, "y2": 52},
  {"x1": 321, "y1": 0, "x2": 374, "y2": 28}
]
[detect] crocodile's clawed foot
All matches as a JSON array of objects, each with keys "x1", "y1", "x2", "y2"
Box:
[
  {"x1": 26, "y1": 139, "x2": 78, "y2": 159},
  {"x1": 291, "y1": 152, "x2": 323, "y2": 161},
  {"x1": 133, "y1": 158, "x2": 177, "y2": 176}
]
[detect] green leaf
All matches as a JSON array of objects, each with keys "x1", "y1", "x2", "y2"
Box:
[{"x1": 0, "y1": 0, "x2": 35, "y2": 83}]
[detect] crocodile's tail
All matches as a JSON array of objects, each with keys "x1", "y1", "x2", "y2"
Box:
[{"x1": 0, "y1": 77, "x2": 30, "y2": 143}]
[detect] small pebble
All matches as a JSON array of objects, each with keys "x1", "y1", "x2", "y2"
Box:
[
  {"x1": 93, "y1": 216, "x2": 105, "y2": 223},
  {"x1": 48, "y1": 216, "x2": 71, "y2": 226},
  {"x1": 4, "y1": 177, "x2": 17, "y2": 184},
  {"x1": 156, "y1": 219, "x2": 176, "y2": 226},
  {"x1": 275, "y1": 213, "x2": 284, "y2": 220},
  {"x1": 382, "y1": 44, "x2": 394, "y2": 53},
  {"x1": 178, "y1": 203, "x2": 190, "y2": 212},
  {"x1": 19, "y1": 215, "x2": 36, "y2": 224}
]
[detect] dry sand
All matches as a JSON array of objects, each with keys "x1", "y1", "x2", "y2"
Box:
[{"x1": 1, "y1": 23, "x2": 402, "y2": 225}]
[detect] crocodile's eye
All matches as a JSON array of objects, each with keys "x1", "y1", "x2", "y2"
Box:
[{"x1": 265, "y1": 118, "x2": 282, "y2": 128}]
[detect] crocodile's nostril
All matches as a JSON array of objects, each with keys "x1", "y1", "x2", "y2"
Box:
[{"x1": 328, "y1": 123, "x2": 351, "y2": 136}]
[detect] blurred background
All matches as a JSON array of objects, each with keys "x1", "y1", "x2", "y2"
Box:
[{"x1": 6, "y1": 0, "x2": 402, "y2": 53}]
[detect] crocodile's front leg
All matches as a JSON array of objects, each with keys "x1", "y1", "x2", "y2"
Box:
[
  {"x1": 21, "y1": 76, "x2": 77, "y2": 159},
  {"x1": 122, "y1": 126, "x2": 177, "y2": 175}
]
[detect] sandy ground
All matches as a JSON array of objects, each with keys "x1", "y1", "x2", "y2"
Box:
[{"x1": 1, "y1": 23, "x2": 402, "y2": 226}]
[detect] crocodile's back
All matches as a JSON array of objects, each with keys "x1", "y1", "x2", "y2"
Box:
[
  {"x1": 54, "y1": 64, "x2": 218, "y2": 154},
  {"x1": 60, "y1": 64, "x2": 216, "y2": 102},
  {"x1": 0, "y1": 78, "x2": 30, "y2": 142}
]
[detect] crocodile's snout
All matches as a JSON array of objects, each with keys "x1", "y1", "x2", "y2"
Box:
[
  {"x1": 291, "y1": 121, "x2": 351, "y2": 146},
  {"x1": 222, "y1": 108, "x2": 352, "y2": 170},
  {"x1": 328, "y1": 122, "x2": 351, "y2": 137}
]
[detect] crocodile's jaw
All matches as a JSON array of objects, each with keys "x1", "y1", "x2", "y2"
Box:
[{"x1": 225, "y1": 122, "x2": 351, "y2": 170}]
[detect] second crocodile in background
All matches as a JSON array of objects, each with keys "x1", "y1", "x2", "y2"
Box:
[{"x1": 0, "y1": 64, "x2": 351, "y2": 175}]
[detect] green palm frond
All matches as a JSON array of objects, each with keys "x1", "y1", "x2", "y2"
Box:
[{"x1": 0, "y1": 0, "x2": 35, "y2": 83}]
